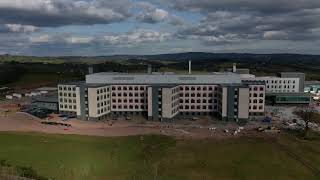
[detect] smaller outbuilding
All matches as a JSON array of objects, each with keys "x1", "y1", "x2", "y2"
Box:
[{"x1": 32, "y1": 96, "x2": 59, "y2": 113}]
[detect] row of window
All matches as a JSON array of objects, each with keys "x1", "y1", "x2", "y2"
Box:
[
  {"x1": 249, "y1": 105, "x2": 264, "y2": 110},
  {"x1": 171, "y1": 108, "x2": 179, "y2": 115},
  {"x1": 179, "y1": 86, "x2": 218, "y2": 91},
  {"x1": 249, "y1": 93, "x2": 264, "y2": 97},
  {"x1": 112, "y1": 92, "x2": 146, "y2": 97},
  {"x1": 180, "y1": 99, "x2": 217, "y2": 104},
  {"x1": 111, "y1": 86, "x2": 146, "y2": 91},
  {"x1": 97, "y1": 94, "x2": 110, "y2": 101},
  {"x1": 266, "y1": 80, "x2": 296, "y2": 84},
  {"x1": 59, "y1": 92, "x2": 76, "y2": 97},
  {"x1": 96, "y1": 87, "x2": 110, "y2": 94},
  {"x1": 97, "y1": 106, "x2": 110, "y2": 114},
  {"x1": 59, "y1": 86, "x2": 76, "y2": 91},
  {"x1": 267, "y1": 85, "x2": 295, "y2": 89},
  {"x1": 97, "y1": 101, "x2": 110, "y2": 108},
  {"x1": 171, "y1": 100, "x2": 179, "y2": 108},
  {"x1": 112, "y1": 98, "x2": 147, "y2": 103},
  {"x1": 180, "y1": 105, "x2": 217, "y2": 110},
  {"x1": 112, "y1": 105, "x2": 146, "y2": 109},
  {"x1": 171, "y1": 94, "x2": 179, "y2": 101},
  {"x1": 59, "y1": 98, "x2": 76, "y2": 103},
  {"x1": 172, "y1": 87, "x2": 180, "y2": 94},
  {"x1": 249, "y1": 99, "x2": 264, "y2": 103},
  {"x1": 249, "y1": 87, "x2": 264, "y2": 91},
  {"x1": 60, "y1": 104, "x2": 76, "y2": 110},
  {"x1": 180, "y1": 93, "x2": 217, "y2": 98}
]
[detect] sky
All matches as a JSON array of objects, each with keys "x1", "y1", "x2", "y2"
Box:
[{"x1": 0, "y1": 0, "x2": 320, "y2": 56}]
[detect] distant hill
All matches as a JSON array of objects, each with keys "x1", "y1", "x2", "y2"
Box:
[{"x1": 1, "y1": 52, "x2": 320, "y2": 64}]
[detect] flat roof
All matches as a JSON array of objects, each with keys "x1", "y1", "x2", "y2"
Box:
[
  {"x1": 86, "y1": 72, "x2": 243, "y2": 85},
  {"x1": 33, "y1": 96, "x2": 58, "y2": 103}
]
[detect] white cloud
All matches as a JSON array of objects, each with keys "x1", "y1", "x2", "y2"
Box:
[
  {"x1": 137, "y1": 2, "x2": 169, "y2": 23},
  {"x1": 5, "y1": 24, "x2": 38, "y2": 33},
  {"x1": 0, "y1": 0, "x2": 132, "y2": 26},
  {"x1": 263, "y1": 31, "x2": 288, "y2": 40},
  {"x1": 66, "y1": 37, "x2": 94, "y2": 44},
  {"x1": 29, "y1": 34, "x2": 51, "y2": 43},
  {"x1": 103, "y1": 30, "x2": 171, "y2": 45}
]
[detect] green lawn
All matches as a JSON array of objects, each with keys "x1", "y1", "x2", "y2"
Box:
[{"x1": 0, "y1": 132, "x2": 319, "y2": 180}]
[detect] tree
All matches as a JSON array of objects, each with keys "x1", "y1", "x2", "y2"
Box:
[{"x1": 295, "y1": 106, "x2": 319, "y2": 137}]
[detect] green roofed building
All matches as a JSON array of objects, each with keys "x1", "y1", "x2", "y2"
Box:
[{"x1": 266, "y1": 92, "x2": 312, "y2": 105}]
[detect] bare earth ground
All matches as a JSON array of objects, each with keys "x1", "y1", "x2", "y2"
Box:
[
  {"x1": 0, "y1": 112, "x2": 276, "y2": 139},
  {"x1": 0, "y1": 99, "x2": 305, "y2": 139}
]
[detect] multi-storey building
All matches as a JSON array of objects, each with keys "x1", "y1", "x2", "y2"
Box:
[{"x1": 58, "y1": 72, "x2": 266, "y2": 122}]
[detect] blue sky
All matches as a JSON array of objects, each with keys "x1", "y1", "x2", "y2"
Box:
[{"x1": 0, "y1": 0, "x2": 319, "y2": 56}]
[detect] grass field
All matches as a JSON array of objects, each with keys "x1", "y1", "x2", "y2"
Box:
[{"x1": 0, "y1": 132, "x2": 319, "y2": 180}]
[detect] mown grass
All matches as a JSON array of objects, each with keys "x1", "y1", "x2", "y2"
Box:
[{"x1": 0, "y1": 132, "x2": 319, "y2": 180}]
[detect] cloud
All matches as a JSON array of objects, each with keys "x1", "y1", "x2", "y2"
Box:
[
  {"x1": 173, "y1": 1, "x2": 320, "y2": 45},
  {"x1": 29, "y1": 34, "x2": 52, "y2": 43},
  {"x1": 66, "y1": 37, "x2": 94, "y2": 44},
  {"x1": 263, "y1": 31, "x2": 288, "y2": 40},
  {"x1": 136, "y1": 2, "x2": 169, "y2": 23},
  {"x1": 163, "y1": 0, "x2": 320, "y2": 14},
  {"x1": 0, "y1": 0, "x2": 132, "y2": 27},
  {"x1": 4, "y1": 24, "x2": 39, "y2": 33},
  {"x1": 29, "y1": 30, "x2": 171, "y2": 47},
  {"x1": 102, "y1": 30, "x2": 171, "y2": 45}
]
